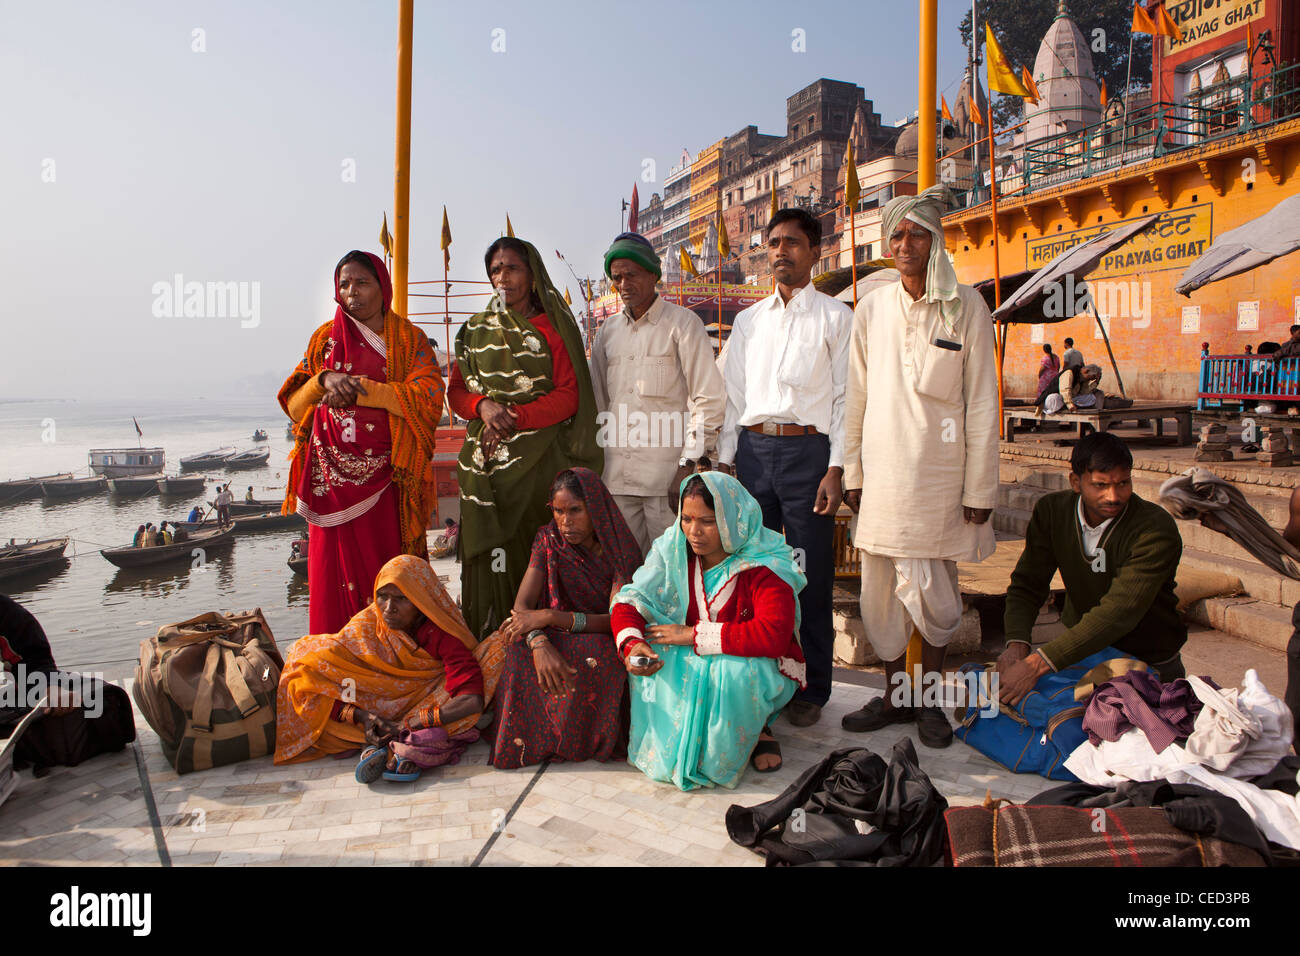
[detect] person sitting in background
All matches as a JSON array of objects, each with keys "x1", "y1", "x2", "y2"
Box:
[
  {"x1": 245, "y1": 486, "x2": 256, "y2": 503},
  {"x1": 997, "y1": 433, "x2": 1186, "y2": 706},
  {"x1": 1042, "y1": 363, "x2": 1104, "y2": 415},
  {"x1": 172, "y1": 523, "x2": 189, "y2": 544},
  {"x1": 612, "y1": 473, "x2": 807, "y2": 789},
  {"x1": 159, "y1": 522, "x2": 173, "y2": 546},
  {"x1": 139, "y1": 523, "x2": 155, "y2": 548},
  {"x1": 186, "y1": 506, "x2": 202, "y2": 523},
  {"x1": 489, "y1": 467, "x2": 642, "y2": 770},
  {"x1": 132, "y1": 524, "x2": 146, "y2": 547},
  {"x1": 274, "y1": 555, "x2": 507, "y2": 783},
  {"x1": 1271, "y1": 325, "x2": 1300, "y2": 362}
]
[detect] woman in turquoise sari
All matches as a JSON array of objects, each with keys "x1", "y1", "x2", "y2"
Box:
[{"x1": 610, "y1": 473, "x2": 807, "y2": 790}]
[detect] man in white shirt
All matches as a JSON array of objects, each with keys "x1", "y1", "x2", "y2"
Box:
[
  {"x1": 719, "y1": 208, "x2": 853, "y2": 727},
  {"x1": 841, "y1": 185, "x2": 999, "y2": 748},
  {"x1": 214, "y1": 485, "x2": 234, "y2": 529},
  {"x1": 590, "y1": 232, "x2": 726, "y2": 553}
]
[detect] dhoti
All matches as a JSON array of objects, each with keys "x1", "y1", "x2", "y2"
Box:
[{"x1": 858, "y1": 552, "x2": 963, "y2": 662}]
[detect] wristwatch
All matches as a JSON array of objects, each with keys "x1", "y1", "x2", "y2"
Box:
[{"x1": 678, "y1": 457, "x2": 692, "y2": 468}]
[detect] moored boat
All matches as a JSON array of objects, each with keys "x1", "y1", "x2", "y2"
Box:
[
  {"x1": 0, "y1": 537, "x2": 69, "y2": 580},
  {"x1": 252, "y1": 429, "x2": 268, "y2": 441},
  {"x1": 175, "y1": 512, "x2": 304, "y2": 534},
  {"x1": 107, "y1": 473, "x2": 166, "y2": 496},
  {"x1": 229, "y1": 498, "x2": 282, "y2": 515},
  {"x1": 0, "y1": 473, "x2": 75, "y2": 506},
  {"x1": 100, "y1": 526, "x2": 234, "y2": 569},
  {"x1": 157, "y1": 474, "x2": 207, "y2": 495},
  {"x1": 225, "y1": 448, "x2": 271, "y2": 470},
  {"x1": 41, "y1": 475, "x2": 108, "y2": 500},
  {"x1": 89, "y1": 447, "x2": 165, "y2": 478},
  {"x1": 288, "y1": 538, "x2": 308, "y2": 575},
  {"x1": 180, "y1": 447, "x2": 236, "y2": 472}
]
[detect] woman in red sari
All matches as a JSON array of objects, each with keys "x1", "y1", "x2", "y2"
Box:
[
  {"x1": 279, "y1": 250, "x2": 444, "y2": 634},
  {"x1": 489, "y1": 467, "x2": 643, "y2": 769}
]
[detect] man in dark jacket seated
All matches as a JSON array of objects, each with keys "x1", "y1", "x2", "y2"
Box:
[
  {"x1": 997, "y1": 433, "x2": 1186, "y2": 705},
  {"x1": 1, "y1": 595, "x2": 135, "y2": 775}
]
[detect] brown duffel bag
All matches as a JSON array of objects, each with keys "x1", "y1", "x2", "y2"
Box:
[{"x1": 133, "y1": 609, "x2": 285, "y2": 774}]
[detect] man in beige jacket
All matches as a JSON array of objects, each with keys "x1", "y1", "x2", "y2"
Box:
[{"x1": 590, "y1": 233, "x2": 725, "y2": 553}]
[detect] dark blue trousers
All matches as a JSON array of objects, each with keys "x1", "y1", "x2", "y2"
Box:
[{"x1": 735, "y1": 429, "x2": 835, "y2": 707}]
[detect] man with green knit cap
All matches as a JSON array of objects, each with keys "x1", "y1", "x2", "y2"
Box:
[{"x1": 590, "y1": 232, "x2": 725, "y2": 553}]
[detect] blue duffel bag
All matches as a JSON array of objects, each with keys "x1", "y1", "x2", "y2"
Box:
[{"x1": 952, "y1": 647, "x2": 1141, "y2": 781}]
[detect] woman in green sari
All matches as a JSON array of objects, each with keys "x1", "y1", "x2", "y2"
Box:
[
  {"x1": 611, "y1": 473, "x2": 808, "y2": 790},
  {"x1": 447, "y1": 237, "x2": 602, "y2": 639}
]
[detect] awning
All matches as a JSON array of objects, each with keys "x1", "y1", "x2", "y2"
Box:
[
  {"x1": 835, "y1": 266, "x2": 901, "y2": 304},
  {"x1": 1175, "y1": 194, "x2": 1300, "y2": 296},
  {"x1": 983, "y1": 213, "x2": 1161, "y2": 324}
]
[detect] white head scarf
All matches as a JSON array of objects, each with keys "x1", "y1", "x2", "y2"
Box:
[{"x1": 881, "y1": 184, "x2": 959, "y2": 333}]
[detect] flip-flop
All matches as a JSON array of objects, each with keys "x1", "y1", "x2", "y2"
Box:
[
  {"x1": 382, "y1": 756, "x2": 422, "y2": 783},
  {"x1": 355, "y1": 745, "x2": 388, "y2": 784},
  {"x1": 749, "y1": 727, "x2": 782, "y2": 774}
]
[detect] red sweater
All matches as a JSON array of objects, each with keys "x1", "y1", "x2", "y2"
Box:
[
  {"x1": 611, "y1": 561, "x2": 806, "y2": 688},
  {"x1": 447, "y1": 312, "x2": 578, "y2": 430}
]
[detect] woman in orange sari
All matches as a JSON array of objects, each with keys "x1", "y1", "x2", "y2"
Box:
[
  {"x1": 274, "y1": 555, "x2": 507, "y2": 781},
  {"x1": 279, "y1": 250, "x2": 444, "y2": 634}
]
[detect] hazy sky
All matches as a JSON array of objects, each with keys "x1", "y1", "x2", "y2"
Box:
[{"x1": 3, "y1": 0, "x2": 977, "y2": 402}]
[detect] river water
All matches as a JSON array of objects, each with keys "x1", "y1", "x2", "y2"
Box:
[{"x1": 0, "y1": 397, "x2": 310, "y2": 680}]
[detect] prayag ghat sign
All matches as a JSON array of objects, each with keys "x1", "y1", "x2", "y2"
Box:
[
  {"x1": 1026, "y1": 204, "x2": 1214, "y2": 280},
  {"x1": 1165, "y1": 0, "x2": 1265, "y2": 54}
]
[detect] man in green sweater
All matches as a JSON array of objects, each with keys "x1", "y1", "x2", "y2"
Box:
[{"x1": 999, "y1": 432, "x2": 1186, "y2": 705}]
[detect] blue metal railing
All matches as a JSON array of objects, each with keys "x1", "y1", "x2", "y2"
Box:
[{"x1": 1197, "y1": 354, "x2": 1300, "y2": 409}]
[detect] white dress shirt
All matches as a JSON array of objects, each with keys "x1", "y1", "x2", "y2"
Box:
[
  {"x1": 718, "y1": 283, "x2": 852, "y2": 467},
  {"x1": 1077, "y1": 498, "x2": 1113, "y2": 559}
]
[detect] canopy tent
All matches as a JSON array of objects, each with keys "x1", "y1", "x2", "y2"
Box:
[
  {"x1": 1176, "y1": 194, "x2": 1300, "y2": 296},
  {"x1": 835, "y1": 266, "x2": 901, "y2": 304}
]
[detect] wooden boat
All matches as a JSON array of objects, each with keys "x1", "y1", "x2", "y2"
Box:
[
  {"x1": 40, "y1": 475, "x2": 108, "y2": 500},
  {"x1": 157, "y1": 475, "x2": 207, "y2": 495},
  {"x1": 107, "y1": 472, "x2": 166, "y2": 496},
  {"x1": 0, "y1": 473, "x2": 74, "y2": 505},
  {"x1": 288, "y1": 538, "x2": 307, "y2": 576},
  {"x1": 101, "y1": 526, "x2": 234, "y2": 569},
  {"x1": 285, "y1": 424, "x2": 295, "y2": 441},
  {"x1": 225, "y1": 448, "x2": 271, "y2": 470},
  {"x1": 229, "y1": 498, "x2": 281, "y2": 516},
  {"x1": 180, "y1": 447, "x2": 236, "y2": 472},
  {"x1": 0, "y1": 537, "x2": 69, "y2": 580},
  {"x1": 89, "y1": 447, "x2": 165, "y2": 478},
  {"x1": 175, "y1": 512, "x2": 304, "y2": 534},
  {"x1": 252, "y1": 429, "x2": 268, "y2": 442}
]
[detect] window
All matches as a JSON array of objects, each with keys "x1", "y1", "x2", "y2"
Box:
[
  {"x1": 793, "y1": 123, "x2": 800, "y2": 138},
  {"x1": 808, "y1": 114, "x2": 816, "y2": 130}
]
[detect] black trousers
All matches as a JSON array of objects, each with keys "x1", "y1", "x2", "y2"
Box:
[
  {"x1": 735, "y1": 429, "x2": 835, "y2": 706},
  {"x1": 1289, "y1": 603, "x2": 1300, "y2": 745}
]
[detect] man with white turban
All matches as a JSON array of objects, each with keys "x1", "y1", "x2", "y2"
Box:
[{"x1": 840, "y1": 185, "x2": 999, "y2": 748}]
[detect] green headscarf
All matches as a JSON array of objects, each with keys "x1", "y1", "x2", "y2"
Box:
[
  {"x1": 454, "y1": 238, "x2": 602, "y2": 563},
  {"x1": 881, "y1": 184, "x2": 960, "y2": 333},
  {"x1": 603, "y1": 232, "x2": 662, "y2": 279},
  {"x1": 612, "y1": 471, "x2": 806, "y2": 636}
]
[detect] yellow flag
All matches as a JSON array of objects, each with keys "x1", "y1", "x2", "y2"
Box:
[
  {"x1": 985, "y1": 22, "x2": 1030, "y2": 98},
  {"x1": 1021, "y1": 66, "x2": 1041, "y2": 105},
  {"x1": 1131, "y1": 2, "x2": 1157, "y2": 34},
  {"x1": 717, "y1": 211, "x2": 730, "y2": 259},
  {"x1": 680, "y1": 245, "x2": 697, "y2": 278},
  {"x1": 941, "y1": 94, "x2": 953, "y2": 122},
  {"x1": 844, "y1": 139, "x2": 860, "y2": 210},
  {"x1": 770, "y1": 177, "x2": 778, "y2": 220},
  {"x1": 505, "y1": 214, "x2": 515, "y2": 238},
  {"x1": 1155, "y1": 3, "x2": 1178, "y2": 37},
  {"x1": 564, "y1": 287, "x2": 573, "y2": 305},
  {"x1": 379, "y1": 213, "x2": 392, "y2": 256},
  {"x1": 439, "y1": 205, "x2": 451, "y2": 271}
]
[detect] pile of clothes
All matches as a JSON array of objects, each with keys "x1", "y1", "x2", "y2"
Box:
[{"x1": 1064, "y1": 667, "x2": 1299, "y2": 852}]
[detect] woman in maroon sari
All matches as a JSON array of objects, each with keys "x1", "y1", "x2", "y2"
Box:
[
  {"x1": 490, "y1": 468, "x2": 643, "y2": 769},
  {"x1": 279, "y1": 251, "x2": 443, "y2": 634}
]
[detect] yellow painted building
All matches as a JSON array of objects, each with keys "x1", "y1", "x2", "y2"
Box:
[{"x1": 689, "y1": 140, "x2": 722, "y2": 250}]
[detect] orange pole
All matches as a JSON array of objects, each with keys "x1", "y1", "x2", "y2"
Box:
[
  {"x1": 850, "y1": 204, "x2": 858, "y2": 310},
  {"x1": 988, "y1": 120, "x2": 1006, "y2": 439},
  {"x1": 391, "y1": 0, "x2": 413, "y2": 317}
]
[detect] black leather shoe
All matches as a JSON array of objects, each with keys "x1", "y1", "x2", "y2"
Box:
[
  {"x1": 784, "y1": 700, "x2": 822, "y2": 727},
  {"x1": 840, "y1": 698, "x2": 915, "y2": 732},
  {"x1": 915, "y1": 706, "x2": 954, "y2": 748}
]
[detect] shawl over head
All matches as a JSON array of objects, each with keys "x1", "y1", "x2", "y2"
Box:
[
  {"x1": 278, "y1": 252, "x2": 444, "y2": 558},
  {"x1": 612, "y1": 471, "x2": 806, "y2": 637},
  {"x1": 374, "y1": 554, "x2": 476, "y2": 649},
  {"x1": 535, "y1": 467, "x2": 644, "y2": 607},
  {"x1": 454, "y1": 238, "x2": 602, "y2": 561},
  {"x1": 881, "y1": 184, "x2": 960, "y2": 333}
]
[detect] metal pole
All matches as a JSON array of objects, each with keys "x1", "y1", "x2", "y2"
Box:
[
  {"x1": 392, "y1": 0, "x2": 413, "y2": 318},
  {"x1": 918, "y1": 0, "x2": 938, "y2": 188},
  {"x1": 971, "y1": 0, "x2": 980, "y2": 204},
  {"x1": 1120, "y1": 30, "x2": 1135, "y2": 160},
  {"x1": 1091, "y1": 301, "x2": 1127, "y2": 398}
]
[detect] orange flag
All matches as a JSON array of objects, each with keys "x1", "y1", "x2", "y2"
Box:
[
  {"x1": 1131, "y1": 3, "x2": 1157, "y2": 34},
  {"x1": 1100, "y1": 79, "x2": 1108, "y2": 107},
  {"x1": 968, "y1": 90, "x2": 984, "y2": 127},
  {"x1": 1021, "y1": 66, "x2": 1041, "y2": 105},
  {"x1": 941, "y1": 94, "x2": 953, "y2": 122},
  {"x1": 439, "y1": 206, "x2": 452, "y2": 272},
  {"x1": 1155, "y1": 3, "x2": 1178, "y2": 38}
]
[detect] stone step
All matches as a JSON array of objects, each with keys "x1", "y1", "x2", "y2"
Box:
[
  {"x1": 1183, "y1": 597, "x2": 1294, "y2": 654},
  {"x1": 993, "y1": 507, "x2": 1031, "y2": 537},
  {"x1": 1178, "y1": 546, "x2": 1300, "y2": 607},
  {"x1": 996, "y1": 483, "x2": 1050, "y2": 513}
]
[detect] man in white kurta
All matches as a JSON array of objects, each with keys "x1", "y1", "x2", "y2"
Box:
[{"x1": 841, "y1": 185, "x2": 999, "y2": 748}]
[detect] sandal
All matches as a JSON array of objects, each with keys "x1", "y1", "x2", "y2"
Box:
[
  {"x1": 382, "y1": 756, "x2": 422, "y2": 783},
  {"x1": 749, "y1": 726, "x2": 782, "y2": 774},
  {"x1": 355, "y1": 745, "x2": 389, "y2": 784}
]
